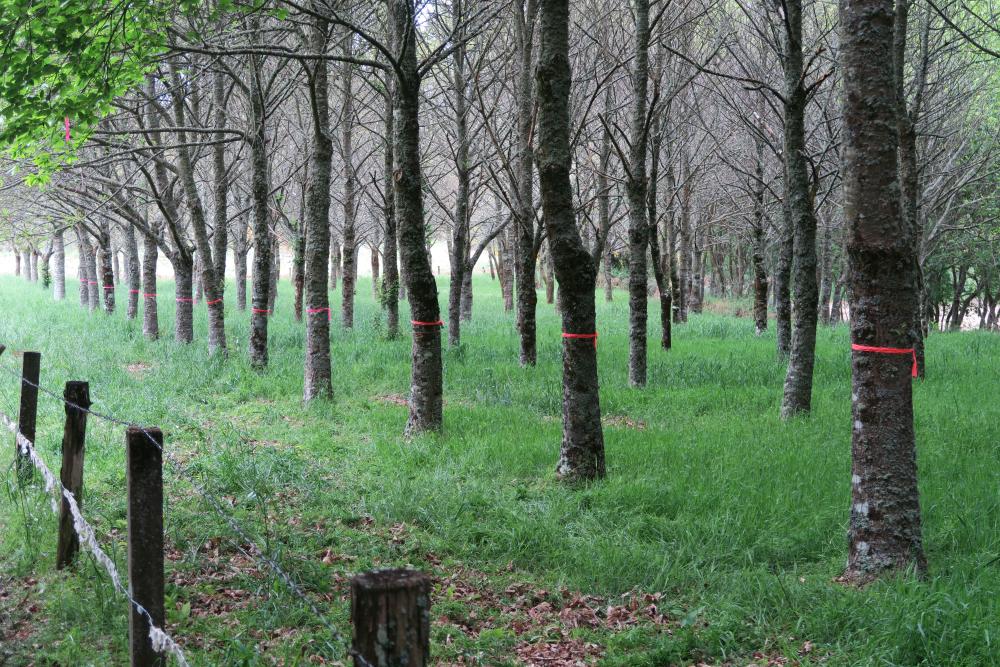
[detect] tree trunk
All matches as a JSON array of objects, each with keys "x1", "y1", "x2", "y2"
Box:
[
  {"x1": 268, "y1": 234, "x2": 280, "y2": 313},
  {"x1": 234, "y1": 219, "x2": 249, "y2": 311},
  {"x1": 293, "y1": 225, "x2": 306, "y2": 322},
  {"x1": 125, "y1": 224, "x2": 141, "y2": 319},
  {"x1": 193, "y1": 250, "x2": 204, "y2": 304},
  {"x1": 460, "y1": 265, "x2": 473, "y2": 321},
  {"x1": 774, "y1": 198, "x2": 793, "y2": 355},
  {"x1": 677, "y1": 152, "x2": 691, "y2": 322},
  {"x1": 841, "y1": 0, "x2": 925, "y2": 582},
  {"x1": 212, "y1": 67, "x2": 230, "y2": 294},
  {"x1": 689, "y1": 232, "x2": 704, "y2": 314},
  {"x1": 53, "y1": 229, "x2": 66, "y2": 301},
  {"x1": 751, "y1": 142, "x2": 768, "y2": 335},
  {"x1": 514, "y1": 0, "x2": 540, "y2": 366},
  {"x1": 830, "y1": 273, "x2": 845, "y2": 325},
  {"x1": 142, "y1": 228, "x2": 159, "y2": 341},
  {"x1": 500, "y1": 231, "x2": 515, "y2": 311},
  {"x1": 340, "y1": 34, "x2": 358, "y2": 330},
  {"x1": 382, "y1": 79, "x2": 401, "y2": 339},
  {"x1": 448, "y1": 2, "x2": 471, "y2": 348},
  {"x1": 248, "y1": 21, "x2": 272, "y2": 369},
  {"x1": 538, "y1": 0, "x2": 605, "y2": 482},
  {"x1": 173, "y1": 255, "x2": 194, "y2": 344},
  {"x1": 625, "y1": 0, "x2": 651, "y2": 386},
  {"x1": 894, "y1": 0, "x2": 927, "y2": 379},
  {"x1": 780, "y1": 0, "x2": 820, "y2": 419},
  {"x1": 329, "y1": 232, "x2": 340, "y2": 290},
  {"x1": 818, "y1": 221, "x2": 834, "y2": 325},
  {"x1": 303, "y1": 11, "x2": 334, "y2": 401},
  {"x1": 647, "y1": 103, "x2": 672, "y2": 351},
  {"x1": 170, "y1": 59, "x2": 226, "y2": 355},
  {"x1": 40, "y1": 247, "x2": 51, "y2": 289},
  {"x1": 390, "y1": 0, "x2": 443, "y2": 435}
]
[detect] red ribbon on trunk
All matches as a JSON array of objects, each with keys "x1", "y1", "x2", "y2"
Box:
[
  {"x1": 851, "y1": 343, "x2": 917, "y2": 378},
  {"x1": 206, "y1": 298, "x2": 223, "y2": 306},
  {"x1": 308, "y1": 307, "x2": 331, "y2": 320},
  {"x1": 562, "y1": 332, "x2": 598, "y2": 349}
]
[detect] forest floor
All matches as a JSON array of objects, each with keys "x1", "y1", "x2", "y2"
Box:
[{"x1": 0, "y1": 275, "x2": 997, "y2": 666}]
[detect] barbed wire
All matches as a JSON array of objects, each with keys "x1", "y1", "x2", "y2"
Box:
[
  {"x1": 0, "y1": 359, "x2": 370, "y2": 667},
  {"x1": 0, "y1": 408, "x2": 190, "y2": 667}
]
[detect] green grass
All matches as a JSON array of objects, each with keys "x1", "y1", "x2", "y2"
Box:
[{"x1": 0, "y1": 274, "x2": 997, "y2": 666}]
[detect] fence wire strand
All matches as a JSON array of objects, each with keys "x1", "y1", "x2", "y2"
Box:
[
  {"x1": 0, "y1": 408, "x2": 190, "y2": 667},
  {"x1": 0, "y1": 359, "x2": 369, "y2": 667}
]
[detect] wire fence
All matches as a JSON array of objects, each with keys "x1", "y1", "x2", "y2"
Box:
[
  {"x1": 1, "y1": 409, "x2": 190, "y2": 666},
  {"x1": 0, "y1": 353, "x2": 375, "y2": 667}
]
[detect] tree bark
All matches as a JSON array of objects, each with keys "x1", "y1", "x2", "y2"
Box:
[
  {"x1": 329, "y1": 232, "x2": 340, "y2": 290},
  {"x1": 382, "y1": 78, "x2": 401, "y2": 339},
  {"x1": 234, "y1": 216, "x2": 249, "y2": 311},
  {"x1": 303, "y1": 9, "x2": 334, "y2": 401},
  {"x1": 841, "y1": 0, "x2": 926, "y2": 582},
  {"x1": 780, "y1": 0, "x2": 820, "y2": 418},
  {"x1": 248, "y1": 20, "x2": 272, "y2": 369},
  {"x1": 676, "y1": 152, "x2": 691, "y2": 322},
  {"x1": 448, "y1": 1, "x2": 471, "y2": 348},
  {"x1": 170, "y1": 59, "x2": 226, "y2": 355},
  {"x1": 390, "y1": 0, "x2": 443, "y2": 435},
  {"x1": 142, "y1": 227, "x2": 160, "y2": 341},
  {"x1": 514, "y1": 0, "x2": 540, "y2": 365},
  {"x1": 125, "y1": 224, "x2": 140, "y2": 320},
  {"x1": 647, "y1": 104, "x2": 672, "y2": 351},
  {"x1": 894, "y1": 0, "x2": 928, "y2": 379},
  {"x1": 625, "y1": 0, "x2": 651, "y2": 386},
  {"x1": 340, "y1": 33, "x2": 359, "y2": 330},
  {"x1": 293, "y1": 221, "x2": 306, "y2": 322},
  {"x1": 538, "y1": 0, "x2": 605, "y2": 481},
  {"x1": 53, "y1": 229, "x2": 66, "y2": 301},
  {"x1": 173, "y1": 253, "x2": 195, "y2": 344}
]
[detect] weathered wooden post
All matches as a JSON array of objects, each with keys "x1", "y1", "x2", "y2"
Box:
[
  {"x1": 351, "y1": 569, "x2": 430, "y2": 666},
  {"x1": 15, "y1": 351, "x2": 40, "y2": 483},
  {"x1": 57, "y1": 381, "x2": 90, "y2": 569},
  {"x1": 126, "y1": 426, "x2": 165, "y2": 667}
]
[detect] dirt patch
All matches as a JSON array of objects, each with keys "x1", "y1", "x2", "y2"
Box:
[
  {"x1": 602, "y1": 414, "x2": 646, "y2": 430},
  {"x1": 0, "y1": 575, "x2": 41, "y2": 652},
  {"x1": 515, "y1": 635, "x2": 604, "y2": 666},
  {"x1": 125, "y1": 362, "x2": 153, "y2": 377},
  {"x1": 374, "y1": 394, "x2": 409, "y2": 407}
]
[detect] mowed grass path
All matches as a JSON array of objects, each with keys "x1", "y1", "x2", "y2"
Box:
[{"x1": 0, "y1": 275, "x2": 997, "y2": 666}]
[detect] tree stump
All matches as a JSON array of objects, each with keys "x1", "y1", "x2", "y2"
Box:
[{"x1": 350, "y1": 569, "x2": 430, "y2": 667}]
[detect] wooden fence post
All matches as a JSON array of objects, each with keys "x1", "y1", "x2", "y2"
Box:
[
  {"x1": 351, "y1": 569, "x2": 430, "y2": 666},
  {"x1": 15, "y1": 351, "x2": 40, "y2": 483},
  {"x1": 126, "y1": 426, "x2": 165, "y2": 667},
  {"x1": 56, "y1": 381, "x2": 90, "y2": 569}
]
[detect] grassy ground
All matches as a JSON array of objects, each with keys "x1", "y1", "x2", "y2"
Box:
[{"x1": 0, "y1": 274, "x2": 997, "y2": 666}]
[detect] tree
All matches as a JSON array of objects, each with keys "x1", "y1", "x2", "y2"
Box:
[
  {"x1": 841, "y1": 0, "x2": 926, "y2": 582},
  {"x1": 537, "y1": 0, "x2": 605, "y2": 481}
]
